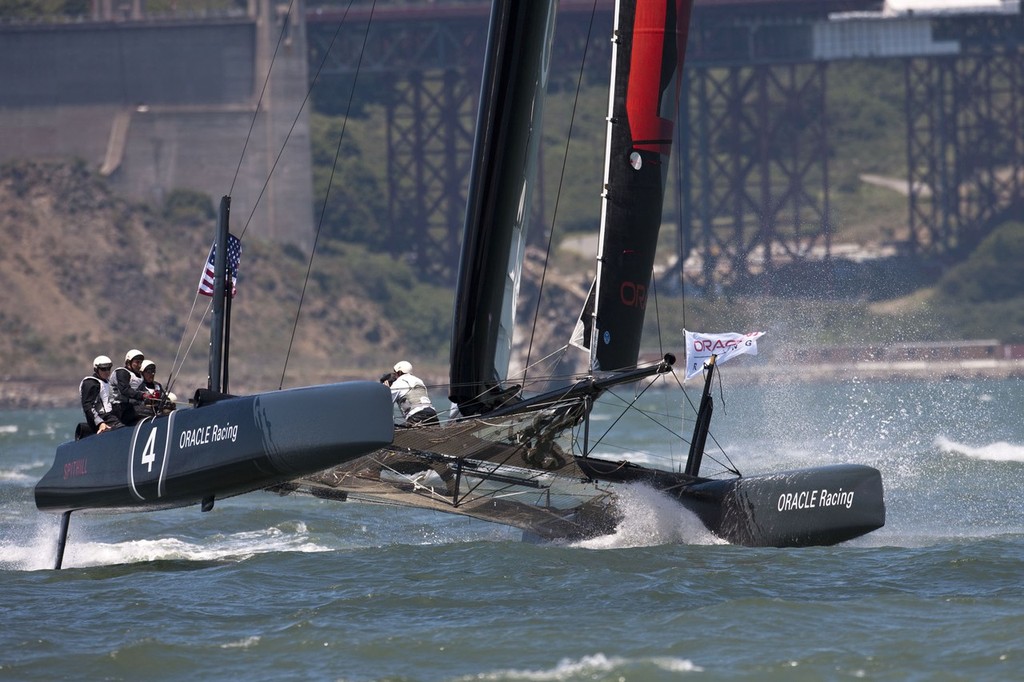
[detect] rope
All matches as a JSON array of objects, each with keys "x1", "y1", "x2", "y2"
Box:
[
  {"x1": 522, "y1": 0, "x2": 601, "y2": 384},
  {"x1": 279, "y1": 0, "x2": 375, "y2": 389},
  {"x1": 228, "y1": 0, "x2": 297, "y2": 199}
]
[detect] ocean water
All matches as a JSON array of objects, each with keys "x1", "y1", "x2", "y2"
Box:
[{"x1": 2, "y1": 377, "x2": 1023, "y2": 681}]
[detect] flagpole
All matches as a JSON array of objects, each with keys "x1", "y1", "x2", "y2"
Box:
[{"x1": 209, "y1": 196, "x2": 230, "y2": 393}]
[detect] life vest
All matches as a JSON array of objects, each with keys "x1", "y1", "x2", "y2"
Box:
[
  {"x1": 141, "y1": 381, "x2": 163, "y2": 403},
  {"x1": 111, "y1": 367, "x2": 145, "y2": 405},
  {"x1": 80, "y1": 375, "x2": 113, "y2": 418},
  {"x1": 392, "y1": 374, "x2": 433, "y2": 418}
]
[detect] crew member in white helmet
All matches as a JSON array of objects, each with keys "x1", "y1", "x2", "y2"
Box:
[
  {"x1": 112, "y1": 348, "x2": 147, "y2": 426},
  {"x1": 384, "y1": 360, "x2": 439, "y2": 426},
  {"x1": 136, "y1": 360, "x2": 176, "y2": 418},
  {"x1": 79, "y1": 355, "x2": 122, "y2": 437}
]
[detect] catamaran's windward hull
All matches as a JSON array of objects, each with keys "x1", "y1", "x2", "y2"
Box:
[
  {"x1": 678, "y1": 464, "x2": 885, "y2": 547},
  {"x1": 35, "y1": 381, "x2": 394, "y2": 514}
]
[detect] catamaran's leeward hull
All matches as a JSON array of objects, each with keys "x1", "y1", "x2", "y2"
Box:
[
  {"x1": 35, "y1": 381, "x2": 394, "y2": 514},
  {"x1": 678, "y1": 464, "x2": 885, "y2": 547}
]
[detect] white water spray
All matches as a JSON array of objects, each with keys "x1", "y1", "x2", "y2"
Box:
[{"x1": 575, "y1": 483, "x2": 725, "y2": 549}]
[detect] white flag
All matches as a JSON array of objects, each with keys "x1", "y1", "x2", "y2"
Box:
[{"x1": 684, "y1": 330, "x2": 766, "y2": 380}]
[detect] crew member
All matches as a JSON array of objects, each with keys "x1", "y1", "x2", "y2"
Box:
[
  {"x1": 385, "y1": 360, "x2": 439, "y2": 426},
  {"x1": 136, "y1": 360, "x2": 176, "y2": 418},
  {"x1": 112, "y1": 348, "x2": 147, "y2": 426},
  {"x1": 79, "y1": 355, "x2": 122, "y2": 437}
]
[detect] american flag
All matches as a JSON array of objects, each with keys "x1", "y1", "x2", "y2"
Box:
[{"x1": 197, "y1": 234, "x2": 242, "y2": 298}]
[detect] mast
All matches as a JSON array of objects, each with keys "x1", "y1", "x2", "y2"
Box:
[
  {"x1": 449, "y1": 1, "x2": 557, "y2": 415},
  {"x1": 209, "y1": 195, "x2": 231, "y2": 393},
  {"x1": 684, "y1": 353, "x2": 715, "y2": 476}
]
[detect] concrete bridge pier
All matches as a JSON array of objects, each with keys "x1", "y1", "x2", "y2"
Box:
[{"x1": 0, "y1": 0, "x2": 314, "y2": 248}]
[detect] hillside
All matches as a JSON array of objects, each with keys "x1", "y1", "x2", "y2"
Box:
[
  {"x1": 0, "y1": 160, "x2": 425, "y2": 407},
  {"x1": 3, "y1": 160, "x2": 1021, "y2": 410}
]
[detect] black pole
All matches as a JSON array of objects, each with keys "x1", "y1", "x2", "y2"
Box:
[
  {"x1": 209, "y1": 196, "x2": 230, "y2": 392},
  {"x1": 684, "y1": 355, "x2": 716, "y2": 477},
  {"x1": 222, "y1": 278, "x2": 232, "y2": 394},
  {"x1": 452, "y1": 459, "x2": 463, "y2": 508},
  {"x1": 581, "y1": 395, "x2": 592, "y2": 457},
  {"x1": 54, "y1": 510, "x2": 71, "y2": 570}
]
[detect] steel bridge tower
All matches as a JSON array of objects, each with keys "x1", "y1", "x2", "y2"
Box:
[
  {"x1": 904, "y1": 12, "x2": 1024, "y2": 259},
  {"x1": 307, "y1": 1, "x2": 1024, "y2": 289}
]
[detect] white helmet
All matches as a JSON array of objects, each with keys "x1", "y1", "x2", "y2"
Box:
[
  {"x1": 93, "y1": 355, "x2": 113, "y2": 369},
  {"x1": 393, "y1": 360, "x2": 412, "y2": 375},
  {"x1": 125, "y1": 349, "x2": 144, "y2": 363},
  {"x1": 140, "y1": 360, "x2": 156, "y2": 374}
]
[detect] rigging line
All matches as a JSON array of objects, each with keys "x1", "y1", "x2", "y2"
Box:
[
  {"x1": 522, "y1": 0, "x2": 601, "y2": 384},
  {"x1": 668, "y1": 372, "x2": 727, "y2": 474},
  {"x1": 674, "y1": 75, "x2": 688, "y2": 333},
  {"x1": 166, "y1": 302, "x2": 213, "y2": 402},
  {"x1": 705, "y1": 364, "x2": 741, "y2": 476},
  {"x1": 169, "y1": 0, "x2": 297, "y2": 391},
  {"x1": 672, "y1": 365, "x2": 739, "y2": 477},
  {"x1": 278, "y1": 0, "x2": 374, "y2": 389},
  {"x1": 599, "y1": 382, "x2": 688, "y2": 442},
  {"x1": 506, "y1": 344, "x2": 572, "y2": 387},
  {"x1": 167, "y1": 295, "x2": 206, "y2": 390},
  {"x1": 228, "y1": 0, "x2": 297, "y2": 198},
  {"x1": 587, "y1": 374, "x2": 663, "y2": 451},
  {"x1": 237, "y1": 0, "x2": 362, "y2": 241}
]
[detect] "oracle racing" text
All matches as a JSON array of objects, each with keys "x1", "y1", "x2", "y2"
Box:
[
  {"x1": 179, "y1": 423, "x2": 239, "y2": 449},
  {"x1": 777, "y1": 488, "x2": 854, "y2": 512}
]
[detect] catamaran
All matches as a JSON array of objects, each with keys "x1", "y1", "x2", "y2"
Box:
[
  {"x1": 273, "y1": 0, "x2": 885, "y2": 547},
  {"x1": 35, "y1": 199, "x2": 395, "y2": 569}
]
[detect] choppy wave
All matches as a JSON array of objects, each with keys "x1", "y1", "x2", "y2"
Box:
[
  {"x1": 0, "y1": 519, "x2": 333, "y2": 571},
  {"x1": 0, "y1": 460, "x2": 40, "y2": 484},
  {"x1": 935, "y1": 436, "x2": 1024, "y2": 462},
  {"x1": 3, "y1": 389, "x2": 1023, "y2": 681},
  {"x1": 452, "y1": 653, "x2": 702, "y2": 681}
]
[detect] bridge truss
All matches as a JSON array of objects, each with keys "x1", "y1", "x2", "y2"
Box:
[{"x1": 308, "y1": 2, "x2": 1024, "y2": 289}]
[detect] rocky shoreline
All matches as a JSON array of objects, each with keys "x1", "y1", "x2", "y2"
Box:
[{"x1": 3, "y1": 358, "x2": 1022, "y2": 411}]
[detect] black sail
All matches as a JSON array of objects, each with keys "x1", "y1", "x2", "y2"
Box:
[
  {"x1": 449, "y1": 1, "x2": 556, "y2": 415},
  {"x1": 585, "y1": 0, "x2": 693, "y2": 371}
]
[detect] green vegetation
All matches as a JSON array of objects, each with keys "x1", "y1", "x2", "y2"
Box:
[
  {"x1": 313, "y1": 241, "x2": 454, "y2": 362},
  {"x1": 163, "y1": 189, "x2": 216, "y2": 226},
  {"x1": 936, "y1": 222, "x2": 1024, "y2": 304},
  {"x1": 928, "y1": 221, "x2": 1024, "y2": 342},
  {"x1": 0, "y1": 1, "x2": 88, "y2": 20},
  {"x1": 309, "y1": 113, "x2": 389, "y2": 248}
]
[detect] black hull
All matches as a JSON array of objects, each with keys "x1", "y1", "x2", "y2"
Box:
[
  {"x1": 36, "y1": 381, "x2": 394, "y2": 514},
  {"x1": 679, "y1": 464, "x2": 885, "y2": 547},
  {"x1": 577, "y1": 458, "x2": 884, "y2": 547}
]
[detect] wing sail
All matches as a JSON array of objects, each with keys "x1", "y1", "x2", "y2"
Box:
[{"x1": 585, "y1": 0, "x2": 694, "y2": 370}]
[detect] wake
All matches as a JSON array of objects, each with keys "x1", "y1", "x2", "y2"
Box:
[
  {"x1": 935, "y1": 436, "x2": 1024, "y2": 463},
  {"x1": 0, "y1": 518, "x2": 332, "y2": 571}
]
